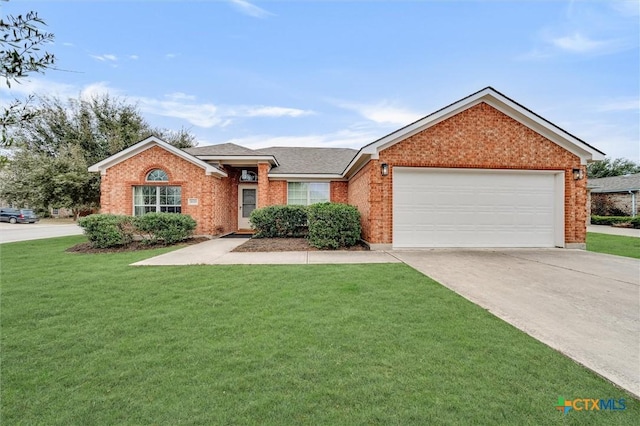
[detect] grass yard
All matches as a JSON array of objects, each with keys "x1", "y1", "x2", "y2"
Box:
[
  {"x1": 1, "y1": 236, "x2": 637, "y2": 425},
  {"x1": 587, "y1": 232, "x2": 640, "y2": 259}
]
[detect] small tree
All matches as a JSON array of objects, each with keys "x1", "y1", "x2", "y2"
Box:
[
  {"x1": 1, "y1": 2, "x2": 56, "y2": 146},
  {"x1": 588, "y1": 158, "x2": 640, "y2": 179}
]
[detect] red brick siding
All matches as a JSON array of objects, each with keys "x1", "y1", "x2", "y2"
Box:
[
  {"x1": 330, "y1": 181, "x2": 349, "y2": 203},
  {"x1": 257, "y1": 163, "x2": 270, "y2": 208},
  {"x1": 347, "y1": 162, "x2": 373, "y2": 241},
  {"x1": 266, "y1": 180, "x2": 287, "y2": 205},
  {"x1": 99, "y1": 145, "x2": 235, "y2": 235},
  {"x1": 371, "y1": 102, "x2": 586, "y2": 244}
]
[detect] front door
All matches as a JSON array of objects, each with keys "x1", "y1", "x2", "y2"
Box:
[{"x1": 238, "y1": 185, "x2": 257, "y2": 229}]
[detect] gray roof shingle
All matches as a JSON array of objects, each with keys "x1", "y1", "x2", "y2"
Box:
[
  {"x1": 589, "y1": 173, "x2": 640, "y2": 193},
  {"x1": 183, "y1": 143, "x2": 262, "y2": 156},
  {"x1": 255, "y1": 147, "x2": 357, "y2": 174},
  {"x1": 183, "y1": 143, "x2": 357, "y2": 175}
]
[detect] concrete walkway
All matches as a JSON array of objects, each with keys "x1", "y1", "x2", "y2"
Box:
[
  {"x1": 132, "y1": 238, "x2": 401, "y2": 266},
  {"x1": 588, "y1": 224, "x2": 639, "y2": 237}
]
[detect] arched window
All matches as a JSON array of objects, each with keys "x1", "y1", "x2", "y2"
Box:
[{"x1": 146, "y1": 169, "x2": 169, "y2": 181}]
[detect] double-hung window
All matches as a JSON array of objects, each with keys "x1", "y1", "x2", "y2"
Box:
[
  {"x1": 133, "y1": 169, "x2": 182, "y2": 216},
  {"x1": 287, "y1": 182, "x2": 330, "y2": 205}
]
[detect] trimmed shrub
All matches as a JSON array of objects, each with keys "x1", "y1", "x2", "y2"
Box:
[
  {"x1": 133, "y1": 212, "x2": 197, "y2": 245},
  {"x1": 308, "y1": 202, "x2": 361, "y2": 249},
  {"x1": 78, "y1": 214, "x2": 134, "y2": 248},
  {"x1": 590, "y1": 215, "x2": 633, "y2": 226},
  {"x1": 250, "y1": 205, "x2": 308, "y2": 238},
  {"x1": 630, "y1": 217, "x2": 640, "y2": 229}
]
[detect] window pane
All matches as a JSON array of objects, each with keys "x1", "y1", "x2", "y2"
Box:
[
  {"x1": 288, "y1": 182, "x2": 308, "y2": 205},
  {"x1": 147, "y1": 169, "x2": 168, "y2": 181},
  {"x1": 242, "y1": 189, "x2": 256, "y2": 218},
  {"x1": 309, "y1": 183, "x2": 330, "y2": 204}
]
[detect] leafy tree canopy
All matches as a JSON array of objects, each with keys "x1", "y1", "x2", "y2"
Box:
[
  {"x1": 587, "y1": 157, "x2": 640, "y2": 179},
  {"x1": 1, "y1": 1, "x2": 56, "y2": 146},
  {"x1": 0, "y1": 94, "x2": 197, "y2": 218}
]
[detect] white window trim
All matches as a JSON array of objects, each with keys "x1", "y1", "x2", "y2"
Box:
[{"x1": 133, "y1": 185, "x2": 182, "y2": 216}]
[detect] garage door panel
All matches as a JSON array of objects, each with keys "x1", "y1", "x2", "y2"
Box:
[{"x1": 393, "y1": 168, "x2": 560, "y2": 248}]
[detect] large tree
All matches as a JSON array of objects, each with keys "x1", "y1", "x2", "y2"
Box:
[
  {"x1": 1, "y1": 1, "x2": 56, "y2": 146},
  {"x1": 587, "y1": 157, "x2": 640, "y2": 179},
  {"x1": 1, "y1": 94, "x2": 197, "y2": 218}
]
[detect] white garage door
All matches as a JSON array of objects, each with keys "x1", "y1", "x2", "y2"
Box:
[{"x1": 393, "y1": 168, "x2": 563, "y2": 248}]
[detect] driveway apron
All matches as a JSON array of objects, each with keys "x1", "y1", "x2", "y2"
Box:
[{"x1": 392, "y1": 248, "x2": 640, "y2": 398}]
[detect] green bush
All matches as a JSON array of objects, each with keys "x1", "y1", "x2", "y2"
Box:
[
  {"x1": 134, "y1": 212, "x2": 197, "y2": 245},
  {"x1": 250, "y1": 205, "x2": 309, "y2": 238},
  {"x1": 630, "y1": 217, "x2": 640, "y2": 229},
  {"x1": 308, "y1": 203, "x2": 361, "y2": 249},
  {"x1": 590, "y1": 215, "x2": 633, "y2": 226},
  {"x1": 78, "y1": 214, "x2": 134, "y2": 248}
]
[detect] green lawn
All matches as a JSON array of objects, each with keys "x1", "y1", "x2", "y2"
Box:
[
  {"x1": 587, "y1": 232, "x2": 640, "y2": 259},
  {"x1": 1, "y1": 236, "x2": 637, "y2": 425}
]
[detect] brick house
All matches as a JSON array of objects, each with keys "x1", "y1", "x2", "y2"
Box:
[
  {"x1": 589, "y1": 173, "x2": 640, "y2": 217},
  {"x1": 89, "y1": 87, "x2": 604, "y2": 249}
]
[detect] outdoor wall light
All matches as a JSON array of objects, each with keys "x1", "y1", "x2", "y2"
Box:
[
  {"x1": 572, "y1": 168, "x2": 584, "y2": 180},
  {"x1": 381, "y1": 163, "x2": 389, "y2": 176}
]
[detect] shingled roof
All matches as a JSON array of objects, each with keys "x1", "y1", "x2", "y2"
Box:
[
  {"x1": 255, "y1": 147, "x2": 357, "y2": 175},
  {"x1": 182, "y1": 143, "x2": 357, "y2": 175},
  {"x1": 183, "y1": 143, "x2": 260, "y2": 156},
  {"x1": 589, "y1": 173, "x2": 640, "y2": 193}
]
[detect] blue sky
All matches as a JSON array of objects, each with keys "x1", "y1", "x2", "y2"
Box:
[{"x1": 3, "y1": 0, "x2": 639, "y2": 160}]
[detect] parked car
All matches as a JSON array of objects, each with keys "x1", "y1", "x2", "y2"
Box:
[{"x1": 0, "y1": 208, "x2": 39, "y2": 224}]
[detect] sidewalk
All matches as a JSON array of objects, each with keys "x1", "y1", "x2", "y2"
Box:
[
  {"x1": 133, "y1": 225, "x2": 639, "y2": 266},
  {"x1": 588, "y1": 225, "x2": 640, "y2": 238},
  {"x1": 131, "y1": 238, "x2": 401, "y2": 266}
]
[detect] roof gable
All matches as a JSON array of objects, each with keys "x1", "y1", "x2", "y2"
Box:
[
  {"x1": 88, "y1": 136, "x2": 227, "y2": 177},
  {"x1": 344, "y1": 87, "x2": 605, "y2": 176}
]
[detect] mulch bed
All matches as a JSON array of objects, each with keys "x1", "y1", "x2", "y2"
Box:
[
  {"x1": 232, "y1": 238, "x2": 369, "y2": 252},
  {"x1": 66, "y1": 237, "x2": 211, "y2": 254}
]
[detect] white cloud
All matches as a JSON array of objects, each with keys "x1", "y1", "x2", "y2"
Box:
[
  {"x1": 223, "y1": 128, "x2": 377, "y2": 150},
  {"x1": 551, "y1": 32, "x2": 612, "y2": 53},
  {"x1": 165, "y1": 92, "x2": 197, "y2": 101},
  {"x1": 62, "y1": 42, "x2": 74, "y2": 47},
  {"x1": 137, "y1": 98, "x2": 225, "y2": 128},
  {"x1": 229, "y1": 0, "x2": 274, "y2": 19},
  {"x1": 129, "y1": 90, "x2": 314, "y2": 128},
  {"x1": 129, "y1": 55, "x2": 139, "y2": 60},
  {"x1": 165, "y1": 53, "x2": 177, "y2": 59},
  {"x1": 91, "y1": 54, "x2": 118, "y2": 62},
  {"x1": 336, "y1": 100, "x2": 423, "y2": 126},
  {"x1": 80, "y1": 82, "x2": 120, "y2": 100},
  {"x1": 237, "y1": 106, "x2": 314, "y2": 118}
]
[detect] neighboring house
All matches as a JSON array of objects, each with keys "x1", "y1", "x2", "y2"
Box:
[
  {"x1": 89, "y1": 87, "x2": 604, "y2": 249},
  {"x1": 589, "y1": 173, "x2": 640, "y2": 217}
]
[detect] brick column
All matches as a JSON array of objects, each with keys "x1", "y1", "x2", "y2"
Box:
[{"x1": 257, "y1": 162, "x2": 270, "y2": 208}]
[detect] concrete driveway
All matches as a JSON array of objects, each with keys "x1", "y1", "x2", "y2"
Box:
[
  {"x1": 393, "y1": 249, "x2": 640, "y2": 398},
  {"x1": 0, "y1": 222, "x2": 83, "y2": 244}
]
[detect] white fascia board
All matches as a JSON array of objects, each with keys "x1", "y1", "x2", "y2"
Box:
[
  {"x1": 196, "y1": 155, "x2": 279, "y2": 166},
  {"x1": 341, "y1": 151, "x2": 373, "y2": 178},
  {"x1": 267, "y1": 174, "x2": 346, "y2": 181},
  {"x1": 88, "y1": 136, "x2": 227, "y2": 177}
]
